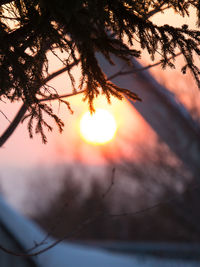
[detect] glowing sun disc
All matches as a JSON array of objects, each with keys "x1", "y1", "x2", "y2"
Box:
[{"x1": 80, "y1": 109, "x2": 117, "y2": 144}]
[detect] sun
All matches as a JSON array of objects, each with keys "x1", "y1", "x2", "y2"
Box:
[{"x1": 80, "y1": 109, "x2": 117, "y2": 145}]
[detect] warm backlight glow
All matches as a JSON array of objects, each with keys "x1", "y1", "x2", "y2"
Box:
[{"x1": 80, "y1": 109, "x2": 117, "y2": 145}]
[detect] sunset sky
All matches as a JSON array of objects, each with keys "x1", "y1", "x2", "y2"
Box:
[
  {"x1": 0, "y1": 41, "x2": 154, "y2": 168},
  {"x1": 1, "y1": 7, "x2": 198, "y2": 166},
  {"x1": 0, "y1": 7, "x2": 199, "y2": 214}
]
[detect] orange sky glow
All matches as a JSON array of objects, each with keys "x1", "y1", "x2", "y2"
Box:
[
  {"x1": 0, "y1": 7, "x2": 199, "y2": 168},
  {"x1": 0, "y1": 63, "x2": 150, "y2": 167},
  {"x1": 1, "y1": 5, "x2": 200, "y2": 214}
]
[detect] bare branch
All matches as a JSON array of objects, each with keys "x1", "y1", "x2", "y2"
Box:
[
  {"x1": 147, "y1": 1, "x2": 171, "y2": 19},
  {"x1": 26, "y1": 167, "x2": 116, "y2": 253},
  {"x1": 1, "y1": 180, "x2": 200, "y2": 257},
  {"x1": 43, "y1": 61, "x2": 79, "y2": 84},
  {"x1": 0, "y1": 62, "x2": 78, "y2": 148},
  {"x1": 0, "y1": 110, "x2": 10, "y2": 122},
  {"x1": 39, "y1": 90, "x2": 85, "y2": 103},
  {"x1": 108, "y1": 52, "x2": 182, "y2": 81},
  {"x1": 101, "y1": 168, "x2": 116, "y2": 199},
  {"x1": 0, "y1": 211, "x2": 102, "y2": 257},
  {"x1": 0, "y1": 52, "x2": 181, "y2": 148},
  {"x1": 0, "y1": 104, "x2": 27, "y2": 147}
]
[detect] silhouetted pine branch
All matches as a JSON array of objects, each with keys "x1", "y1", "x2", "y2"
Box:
[{"x1": 1, "y1": 0, "x2": 200, "y2": 140}]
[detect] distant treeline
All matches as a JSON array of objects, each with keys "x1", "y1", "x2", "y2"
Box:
[{"x1": 34, "y1": 162, "x2": 200, "y2": 243}]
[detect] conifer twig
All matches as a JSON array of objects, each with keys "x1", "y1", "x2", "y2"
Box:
[
  {"x1": 0, "y1": 52, "x2": 181, "y2": 147},
  {"x1": 0, "y1": 62, "x2": 77, "y2": 147}
]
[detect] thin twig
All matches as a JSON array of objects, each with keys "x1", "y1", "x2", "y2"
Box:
[
  {"x1": 108, "y1": 52, "x2": 182, "y2": 81},
  {"x1": 26, "y1": 196, "x2": 74, "y2": 253},
  {"x1": 1, "y1": 181, "x2": 200, "y2": 257},
  {"x1": 0, "y1": 61, "x2": 78, "y2": 147},
  {"x1": 39, "y1": 54, "x2": 182, "y2": 103},
  {"x1": 39, "y1": 90, "x2": 85, "y2": 102},
  {"x1": 101, "y1": 168, "x2": 115, "y2": 199},
  {"x1": 0, "y1": 110, "x2": 11, "y2": 122},
  {"x1": 27, "y1": 168, "x2": 116, "y2": 253},
  {"x1": 147, "y1": 1, "x2": 171, "y2": 19},
  {"x1": 0, "y1": 50, "x2": 182, "y2": 148}
]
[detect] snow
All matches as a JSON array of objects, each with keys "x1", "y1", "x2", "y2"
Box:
[
  {"x1": 0, "y1": 196, "x2": 138, "y2": 267},
  {"x1": 0, "y1": 196, "x2": 200, "y2": 267}
]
